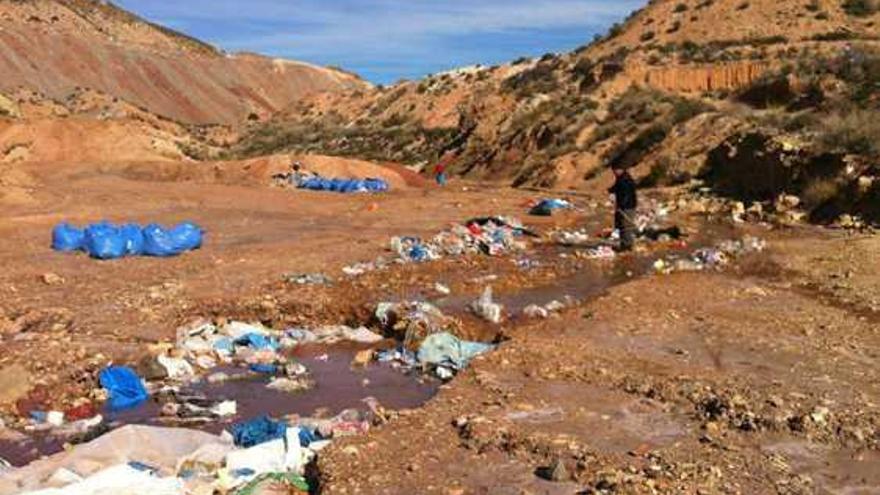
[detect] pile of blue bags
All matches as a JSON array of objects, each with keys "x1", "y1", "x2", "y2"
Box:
[
  {"x1": 52, "y1": 221, "x2": 203, "y2": 260},
  {"x1": 298, "y1": 177, "x2": 389, "y2": 193}
]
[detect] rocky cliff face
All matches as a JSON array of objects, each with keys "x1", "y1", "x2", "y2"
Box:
[
  {"x1": 640, "y1": 61, "x2": 771, "y2": 93},
  {"x1": 0, "y1": 0, "x2": 368, "y2": 125}
]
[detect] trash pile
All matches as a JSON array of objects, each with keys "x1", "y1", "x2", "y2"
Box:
[
  {"x1": 52, "y1": 222, "x2": 203, "y2": 260},
  {"x1": 169, "y1": 319, "x2": 384, "y2": 383},
  {"x1": 298, "y1": 176, "x2": 389, "y2": 194},
  {"x1": 1, "y1": 404, "x2": 385, "y2": 495},
  {"x1": 343, "y1": 217, "x2": 534, "y2": 276},
  {"x1": 653, "y1": 236, "x2": 767, "y2": 274},
  {"x1": 375, "y1": 301, "x2": 461, "y2": 349},
  {"x1": 389, "y1": 217, "x2": 533, "y2": 264},
  {"x1": 378, "y1": 332, "x2": 494, "y2": 381}
]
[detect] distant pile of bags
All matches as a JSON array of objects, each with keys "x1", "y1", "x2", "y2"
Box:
[
  {"x1": 298, "y1": 177, "x2": 389, "y2": 194},
  {"x1": 52, "y1": 221, "x2": 204, "y2": 260}
]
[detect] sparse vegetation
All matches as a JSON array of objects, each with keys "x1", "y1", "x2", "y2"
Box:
[
  {"x1": 819, "y1": 111, "x2": 880, "y2": 157},
  {"x1": 842, "y1": 0, "x2": 880, "y2": 17}
]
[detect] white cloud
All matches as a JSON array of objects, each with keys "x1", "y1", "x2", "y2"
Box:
[{"x1": 116, "y1": 0, "x2": 643, "y2": 81}]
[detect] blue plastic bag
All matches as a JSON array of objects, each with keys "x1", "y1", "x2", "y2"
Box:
[
  {"x1": 143, "y1": 222, "x2": 203, "y2": 256},
  {"x1": 297, "y1": 176, "x2": 389, "y2": 194},
  {"x1": 99, "y1": 366, "x2": 149, "y2": 411},
  {"x1": 235, "y1": 333, "x2": 280, "y2": 352},
  {"x1": 83, "y1": 223, "x2": 127, "y2": 260},
  {"x1": 169, "y1": 222, "x2": 203, "y2": 251},
  {"x1": 249, "y1": 363, "x2": 278, "y2": 374},
  {"x1": 52, "y1": 223, "x2": 84, "y2": 252},
  {"x1": 231, "y1": 416, "x2": 288, "y2": 448},
  {"x1": 120, "y1": 224, "x2": 145, "y2": 255}
]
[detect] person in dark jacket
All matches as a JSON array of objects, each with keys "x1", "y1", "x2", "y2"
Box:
[{"x1": 608, "y1": 165, "x2": 638, "y2": 251}]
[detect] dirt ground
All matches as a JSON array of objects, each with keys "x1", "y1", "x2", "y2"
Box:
[{"x1": 1, "y1": 159, "x2": 879, "y2": 494}]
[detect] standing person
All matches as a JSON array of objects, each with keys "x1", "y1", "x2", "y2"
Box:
[
  {"x1": 608, "y1": 165, "x2": 638, "y2": 252},
  {"x1": 434, "y1": 161, "x2": 448, "y2": 187}
]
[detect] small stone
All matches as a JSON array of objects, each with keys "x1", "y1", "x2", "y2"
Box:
[
  {"x1": 538, "y1": 458, "x2": 570, "y2": 482},
  {"x1": 41, "y1": 273, "x2": 65, "y2": 286},
  {"x1": 810, "y1": 406, "x2": 830, "y2": 425},
  {"x1": 351, "y1": 350, "x2": 374, "y2": 368}
]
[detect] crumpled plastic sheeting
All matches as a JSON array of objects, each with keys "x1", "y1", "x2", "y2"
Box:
[
  {"x1": 231, "y1": 416, "x2": 287, "y2": 448},
  {"x1": 417, "y1": 332, "x2": 494, "y2": 371},
  {"x1": 0, "y1": 425, "x2": 230, "y2": 495},
  {"x1": 19, "y1": 463, "x2": 184, "y2": 495}
]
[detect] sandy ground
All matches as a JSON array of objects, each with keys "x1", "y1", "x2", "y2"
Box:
[{"x1": 1, "y1": 159, "x2": 879, "y2": 494}]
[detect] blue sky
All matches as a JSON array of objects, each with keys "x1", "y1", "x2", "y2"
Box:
[{"x1": 114, "y1": 1, "x2": 642, "y2": 84}]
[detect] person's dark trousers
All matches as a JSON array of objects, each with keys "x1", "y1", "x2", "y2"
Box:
[{"x1": 615, "y1": 209, "x2": 636, "y2": 251}]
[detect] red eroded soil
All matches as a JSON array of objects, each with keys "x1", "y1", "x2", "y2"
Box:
[{"x1": 1, "y1": 157, "x2": 879, "y2": 494}]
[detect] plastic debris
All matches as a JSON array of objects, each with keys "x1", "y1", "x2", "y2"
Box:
[
  {"x1": 653, "y1": 236, "x2": 767, "y2": 275},
  {"x1": 417, "y1": 332, "x2": 494, "y2": 377},
  {"x1": 586, "y1": 245, "x2": 616, "y2": 259},
  {"x1": 235, "y1": 472, "x2": 309, "y2": 495},
  {"x1": 529, "y1": 198, "x2": 572, "y2": 216},
  {"x1": 470, "y1": 287, "x2": 504, "y2": 324},
  {"x1": 231, "y1": 416, "x2": 288, "y2": 448},
  {"x1": 284, "y1": 273, "x2": 332, "y2": 286},
  {"x1": 375, "y1": 301, "x2": 459, "y2": 348},
  {"x1": 225, "y1": 427, "x2": 311, "y2": 478},
  {"x1": 156, "y1": 355, "x2": 195, "y2": 380},
  {"x1": 553, "y1": 229, "x2": 590, "y2": 246},
  {"x1": 98, "y1": 366, "x2": 148, "y2": 411}
]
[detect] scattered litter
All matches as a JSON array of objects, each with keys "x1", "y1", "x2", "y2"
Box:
[
  {"x1": 284, "y1": 273, "x2": 332, "y2": 286},
  {"x1": 470, "y1": 287, "x2": 504, "y2": 324},
  {"x1": 434, "y1": 283, "x2": 451, "y2": 295},
  {"x1": 345, "y1": 217, "x2": 534, "y2": 277},
  {"x1": 523, "y1": 299, "x2": 567, "y2": 319},
  {"x1": 553, "y1": 229, "x2": 590, "y2": 246},
  {"x1": 654, "y1": 236, "x2": 767, "y2": 275},
  {"x1": 586, "y1": 245, "x2": 616, "y2": 259}
]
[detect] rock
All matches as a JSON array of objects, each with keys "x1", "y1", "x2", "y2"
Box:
[
  {"x1": 137, "y1": 355, "x2": 168, "y2": 381},
  {"x1": 537, "y1": 458, "x2": 570, "y2": 482},
  {"x1": 731, "y1": 202, "x2": 746, "y2": 223},
  {"x1": 810, "y1": 406, "x2": 830, "y2": 426},
  {"x1": 775, "y1": 194, "x2": 801, "y2": 211},
  {"x1": 0, "y1": 364, "x2": 31, "y2": 404},
  {"x1": 351, "y1": 350, "x2": 374, "y2": 368},
  {"x1": 41, "y1": 273, "x2": 65, "y2": 286}
]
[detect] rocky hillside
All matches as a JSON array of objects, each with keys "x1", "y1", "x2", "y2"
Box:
[
  {"x1": 230, "y1": 0, "x2": 880, "y2": 223},
  {"x1": 0, "y1": 0, "x2": 368, "y2": 124}
]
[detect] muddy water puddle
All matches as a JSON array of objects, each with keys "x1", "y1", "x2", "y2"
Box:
[
  {"x1": 0, "y1": 345, "x2": 438, "y2": 467},
  {"x1": 763, "y1": 440, "x2": 880, "y2": 494}
]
